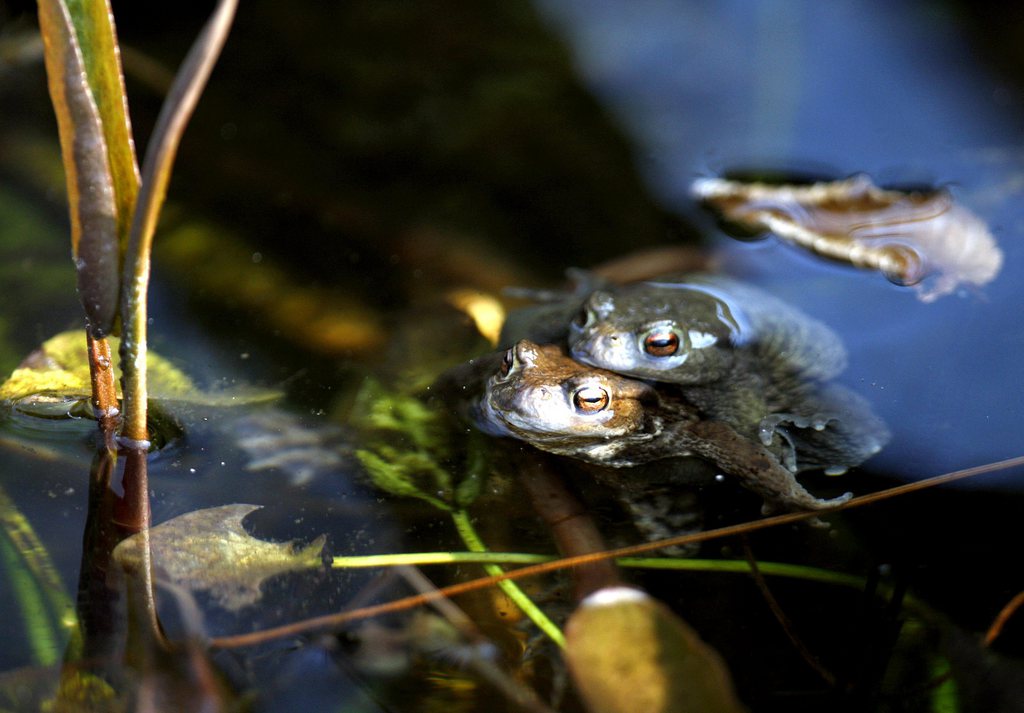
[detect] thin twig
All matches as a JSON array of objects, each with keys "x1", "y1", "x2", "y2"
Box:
[{"x1": 984, "y1": 589, "x2": 1024, "y2": 647}]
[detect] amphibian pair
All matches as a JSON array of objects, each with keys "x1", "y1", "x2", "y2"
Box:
[{"x1": 473, "y1": 273, "x2": 889, "y2": 513}]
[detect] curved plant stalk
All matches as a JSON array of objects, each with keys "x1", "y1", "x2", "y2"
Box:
[
  {"x1": 985, "y1": 590, "x2": 1024, "y2": 647},
  {"x1": 119, "y1": 0, "x2": 238, "y2": 443},
  {"x1": 741, "y1": 536, "x2": 837, "y2": 686}
]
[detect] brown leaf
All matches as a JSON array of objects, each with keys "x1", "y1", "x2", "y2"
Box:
[
  {"x1": 693, "y1": 175, "x2": 1002, "y2": 301},
  {"x1": 564, "y1": 587, "x2": 747, "y2": 713},
  {"x1": 113, "y1": 504, "x2": 325, "y2": 611}
]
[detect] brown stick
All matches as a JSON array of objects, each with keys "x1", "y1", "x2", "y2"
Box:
[
  {"x1": 985, "y1": 589, "x2": 1024, "y2": 647},
  {"x1": 514, "y1": 454, "x2": 621, "y2": 600}
]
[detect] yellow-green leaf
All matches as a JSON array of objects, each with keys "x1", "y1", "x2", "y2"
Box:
[
  {"x1": 113, "y1": 504, "x2": 325, "y2": 611},
  {"x1": 565, "y1": 587, "x2": 747, "y2": 713},
  {"x1": 0, "y1": 330, "x2": 280, "y2": 409}
]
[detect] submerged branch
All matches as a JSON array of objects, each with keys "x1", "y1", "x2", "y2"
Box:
[{"x1": 515, "y1": 455, "x2": 621, "y2": 600}]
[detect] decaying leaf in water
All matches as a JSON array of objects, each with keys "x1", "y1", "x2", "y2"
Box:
[
  {"x1": 692, "y1": 175, "x2": 1002, "y2": 302},
  {"x1": 113, "y1": 504, "x2": 326, "y2": 611},
  {"x1": 565, "y1": 587, "x2": 746, "y2": 713},
  {"x1": 0, "y1": 330, "x2": 280, "y2": 413}
]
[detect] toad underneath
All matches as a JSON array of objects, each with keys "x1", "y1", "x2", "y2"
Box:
[{"x1": 474, "y1": 339, "x2": 852, "y2": 514}]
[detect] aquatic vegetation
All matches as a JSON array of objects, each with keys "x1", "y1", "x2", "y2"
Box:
[{"x1": 0, "y1": 331, "x2": 195, "y2": 405}]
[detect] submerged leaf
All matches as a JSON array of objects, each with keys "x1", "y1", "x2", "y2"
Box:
[
  {"x1": 158, "y1": 221, "x2": 385, "y2": 356},
  {"x1": 565, "y1": 587, "x2": 746, "y2": 713},
  {"x1": 692, "y1": 175, "x2": 1002, "y2": 301},
  {"x1": 113, "y1": 504, "x2": 325, "y2": 611}
]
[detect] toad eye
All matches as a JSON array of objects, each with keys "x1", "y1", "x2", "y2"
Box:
[
  {"x1": 572, "y1": 385, "x2": 610, "y2": 413},
  {"x1": 643, "y1": 328, "x2": 680, "y2": 357},
  {"x1": 498, "y1": 348, "x2": 515, "y2": 378}
]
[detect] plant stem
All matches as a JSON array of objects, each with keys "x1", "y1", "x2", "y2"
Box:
[
  {"x1": 119, "y1": 0, "x2": 237, "y2": 441},
  {"x1": 329, "y1": 551, "x2": 876, "y2": 595},
  {"x1": 86, "y1": 332, "x2": 119, "y2": 451}
]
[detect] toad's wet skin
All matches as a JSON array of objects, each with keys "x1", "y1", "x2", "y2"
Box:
[
  {"x1": 568, "y1": 274, "x2": 848, "y2": 384},
  {"x1": 502, "y1": 272, "x2": 888, "y2": 475},
  {"x1": 474, "y1": 340, "x2": 852, "y2": 513}
]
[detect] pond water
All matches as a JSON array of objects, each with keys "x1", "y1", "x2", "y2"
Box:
[
  {"x1": 537, "y1": 0, "x2": 1024, "y2": 480},
  {"x1": 1, "y1": 1, "x2": 1023, "y2": 711}
]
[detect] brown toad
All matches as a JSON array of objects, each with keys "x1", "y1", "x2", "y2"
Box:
[{"x1": 475, "y1": 339, "x2": 851, "y2": 513}]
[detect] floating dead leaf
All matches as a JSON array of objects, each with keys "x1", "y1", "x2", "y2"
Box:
[
  {"x1": 0, "y1": 330, "x2": 280, "y2": 412},
  {"x1": 692, "y1": 175, "x2": 1002, "y2": 301},
  {"x1": 564, "y1": 587, "x2": 746, "y2": 713},
  {"x1": 113, "y1": 504, "x2": 325, "y2": 611}
]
